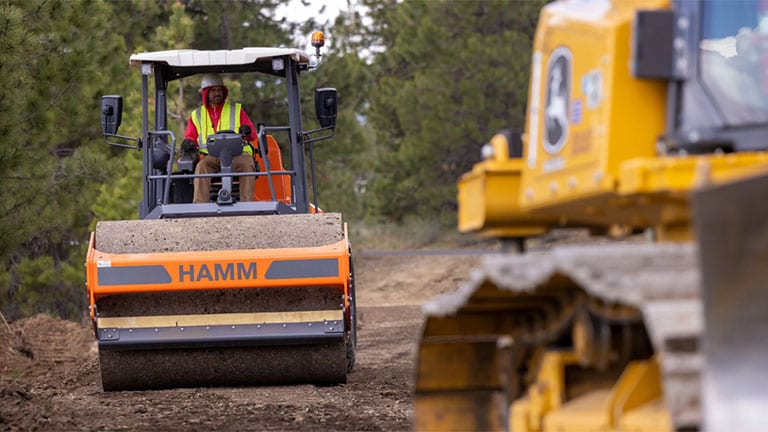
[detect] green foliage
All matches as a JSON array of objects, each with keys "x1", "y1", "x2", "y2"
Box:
[
  {"x1": 90, "y1": 151, "x2": 144, "y2": 225},
  {"x1": 364, "y1": 0, "x2": 545, "y2": 223},
  {"x1": 155, "y1": 2, "x2": 195, "y2": 50},
  {"x1": 301, "y1": 21, "x2": 376, "y2": 220},
  {"x1": 0, "y1": 0, "x2": 546, "y2": 320},
  {"x1": 182, "y1": 0, "x2": 294, "y2": 50},
  {"x1": 107, "y1": 0, "x2": 177, "y2": 50},
  {"x1": 0, "y1": 0, "x2": 123, "y2": 259},
  {"x1": 0, "y1": 0, "x2": 129, "y2": 320},
  {"x1": 89, "y1": 1, "x2": 193, "y2": 225},
  {"x1": 1, "y1": 252, "x2": 87, "y2": 321}
]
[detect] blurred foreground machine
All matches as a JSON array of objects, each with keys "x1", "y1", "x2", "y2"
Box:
[
  {"x1": 414, "y1": 1, "x2": 768, "y2": 430},
  {"x1": 87, "y1": 34, "x2": 357, "y2": 390}
]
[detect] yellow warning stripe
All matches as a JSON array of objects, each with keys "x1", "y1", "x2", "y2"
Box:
[{"x1": 98, "y1": 310, "x2": 343, "y2": 329}]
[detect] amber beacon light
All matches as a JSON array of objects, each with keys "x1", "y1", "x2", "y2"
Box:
[{"x1": 311, "y1": 31, "x2": 325, "y2": 56}]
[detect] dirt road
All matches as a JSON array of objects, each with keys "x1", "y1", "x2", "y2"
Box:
[{"x1": 0, "y1": 253, "x2": 481, "y2": 431}]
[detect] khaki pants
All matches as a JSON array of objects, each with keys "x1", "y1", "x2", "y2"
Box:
[{"x1": 193, "y1": 153, "x2": 256, "y2": 203}]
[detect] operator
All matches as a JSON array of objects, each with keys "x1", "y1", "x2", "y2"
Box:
[{"x1": 180, "y1": 73, "x2": 258, "y2": 203}]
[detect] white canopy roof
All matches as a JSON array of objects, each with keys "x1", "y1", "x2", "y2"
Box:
[{"x1": 129, "y1": 47, "x2": 311, "y2": 69}]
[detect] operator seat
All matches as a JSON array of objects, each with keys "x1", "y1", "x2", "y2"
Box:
[{"x1": 253, "y1": 135, "x2": 291, "y2": 204}]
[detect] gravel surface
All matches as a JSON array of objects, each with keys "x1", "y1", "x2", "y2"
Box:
[{"x1": 95, "y1": 213, "x2": 344, "y2": 253}]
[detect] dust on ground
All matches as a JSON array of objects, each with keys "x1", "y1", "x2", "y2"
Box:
[{"x1": 0, "y1": 251, "x2": 481, "y2": 432}]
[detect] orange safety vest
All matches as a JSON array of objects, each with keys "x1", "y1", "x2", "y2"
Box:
[{"x1": 191, "y1": 102, "x2": 253, "y2": 155}]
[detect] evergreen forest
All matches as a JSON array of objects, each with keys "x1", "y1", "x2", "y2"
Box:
[{"x1": 0, "y1": 0, "x2": 545, "y2": 321}]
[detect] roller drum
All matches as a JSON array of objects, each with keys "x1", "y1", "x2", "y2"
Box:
[
  {"x1": 100, "y1": 343, "x2": 347, "y2": 391},
  {"x1": 91, "y1": 213, "x2": 351, "y2": 391}
]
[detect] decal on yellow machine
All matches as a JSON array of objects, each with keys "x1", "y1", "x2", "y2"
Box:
[{"x1": 543, "y1": 46, "x2": 572, "y2": 157}]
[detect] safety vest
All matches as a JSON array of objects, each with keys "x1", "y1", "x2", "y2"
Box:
[{"x1": 191, "y1": 102, "x2": 253, "y2": 155}]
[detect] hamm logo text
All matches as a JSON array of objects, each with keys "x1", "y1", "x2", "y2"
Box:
[{"x1": 178, "y1": 262, "x2": 257, "y2": 282}]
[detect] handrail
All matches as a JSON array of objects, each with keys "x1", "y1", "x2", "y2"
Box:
[
  {"x1": 147, "y1": 170, "x2": 295, "y2": 180},
  {"x1": 146, "y1": 130, "x2": 177, "y2": 205},
  {"x1": 258, "y1": 125, "x2": 277, "y2": 201},
  {"x1": 145, "y1": 127, "x2": 299, "y2": 205}
]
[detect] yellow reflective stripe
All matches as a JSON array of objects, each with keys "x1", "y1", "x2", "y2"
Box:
[
  {"x1": 192, "y1": 108, "x2": 204, "y2": 147},
  {"x1": 229, "y1": 103, "x2": 254, "y2": 155},
  {"x1": 220, "y1": 103, "x2": 239, "y2": 131}
]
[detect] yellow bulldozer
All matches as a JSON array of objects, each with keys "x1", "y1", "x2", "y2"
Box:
[
  {"x1": 88, "y1": 34, "x2": 357, "y2": 390},
  {"x1": 414, "y1": 1, "x2": 768, "y2": 431}
]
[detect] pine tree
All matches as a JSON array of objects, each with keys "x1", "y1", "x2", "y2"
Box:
[
  {"x1": 364, "y1": 0, "x2": 545, "y2": 223},
  {"x1": 0, "y1": 0, "x2": 129, "y2": 320}
]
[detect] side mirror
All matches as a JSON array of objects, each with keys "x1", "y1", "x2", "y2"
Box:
[
  {"x1": 101, "y1": 95, "x2": 123, "y2": 136},
  {"x1": 314, "y1": 88, "x2": 337, "y2": 128}
]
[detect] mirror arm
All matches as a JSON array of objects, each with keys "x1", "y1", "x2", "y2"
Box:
[
  {"x1": 104, "y1": 134, "x2": 142, "y2": 150},
  {"x1": 302, "y1": 125, "x2": 335, "y2": 145}
]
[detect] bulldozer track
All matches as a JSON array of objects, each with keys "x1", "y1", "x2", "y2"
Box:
[{"x1": 418, "y1": 241, "x2": 703, "y2": 428}]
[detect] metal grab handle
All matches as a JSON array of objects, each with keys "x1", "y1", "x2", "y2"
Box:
[
  {"x1": 148, "y1": 130, "x2": 176, "y2": 205},
  {"x1": 257, "y1": 125, "x2": 277, "y2": 202}
]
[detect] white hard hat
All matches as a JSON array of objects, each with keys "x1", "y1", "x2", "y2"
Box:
[{"x1": 200, "y1": 73, "x2": 224, "y2": 90}]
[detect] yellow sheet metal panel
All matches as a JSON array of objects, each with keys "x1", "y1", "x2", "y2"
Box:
[
  {"x1": 521, "y1": 0, "x2": 669, "y2": 217},
  {"x1": 543, "y1": 389, "x2": 613, "y2": 431},
  {"x1": 516, "y1": 149, "x2": 735, "y2": 234},
  {"x1": 416, "y1": 337, "x2": 510, "y2": 391},
  {"x1": 510, "y1": 396, "x2": 533, "y2": 431},
  {"x1": 542, "y1": 359, "x2": 671, "y2": 432},
  {"x1": 528, "y1": 351, "x2": 580, "y2": 429},
  {"x1": 620, "y1": 152, "x2": 768, "y2": 194},
  {"x1": 414, "y1": 392, "x2": 508, "y2": 432},
  {"x1": 423, "y1": 312, "x2": 530, "y2": 338},
  {"x1": 616, "y1": 152, "x2": 768, "y2": 237},
  {"x1": 457, "y1": 160, "x2": 521, "y2": 231},
  {"x1": 608, "y1": 359, "x2": 665, "y2": 426},
  {"x1": 458, "y1": 159, "x2": 551, "y2": 237},
  {"x1": 618, "y1": 399, "x2": 673, "y2": 432},
  {"x1": 611, "y1": 362, "x2": 672, "y2": 431}
]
